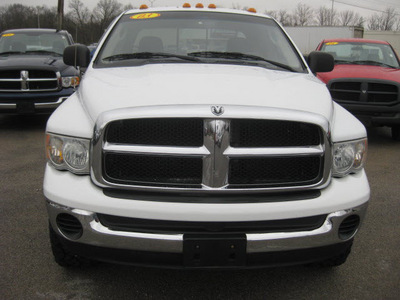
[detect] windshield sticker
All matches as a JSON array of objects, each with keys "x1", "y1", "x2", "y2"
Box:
[
  {"x1": 2, "y1": 33, "x2": 14, "y2": 37},
  {"x1": 325, "y1": 42, "x2": 339, "y2": 45},
  {"x1": 130, "y1": 13, "x2": 160, "y2": 20}
]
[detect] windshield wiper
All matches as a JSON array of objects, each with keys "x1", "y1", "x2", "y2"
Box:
[
  {"x1": 0, "y1": 51, "x2": 25, "y2": 55},
  {"x1": 25, "y1": 50, "x2": 62, "y2": 56},
  {"x1": 103, "y1": 52, "x2": 201, "y2": 62},
  {"x1": 334, "y1": 59, "x2": 353, "y2": 64},
  {"x1": 188, "y1": 51, "x2": 297, "y2": 72},
  {"x1": 352, "y1": 60, "x2": 398, "y2": 68}
]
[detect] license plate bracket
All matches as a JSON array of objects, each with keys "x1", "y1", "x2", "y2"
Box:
[{"x1": 183, "y1": 234, "x2": 246, "y2": 267}]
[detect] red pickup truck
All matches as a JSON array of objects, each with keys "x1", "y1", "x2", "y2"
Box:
[{"x1": 316, "y1": 38, "x2": 400, "y2": 140}]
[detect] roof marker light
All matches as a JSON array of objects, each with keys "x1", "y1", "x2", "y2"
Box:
[
  {"x1": 248, "y1": 8, "x2": 257, "y2": 13},
  {"x1": 196, "y1": 3, "x2": 204, "y2": 8},
  {"x1": 139, "y1": 4, "x2": 148, "y2": 9},
  {"x1": 208, "y1": 4, "x2": 217, "y2": 9},
  {"x1": 183, "y1": 3, "x2": 191, "y2": 8}
]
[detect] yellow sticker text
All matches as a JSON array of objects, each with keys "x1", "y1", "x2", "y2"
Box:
[{"x1": 130, "y1": 13, "x2": 160, "y2": 20}]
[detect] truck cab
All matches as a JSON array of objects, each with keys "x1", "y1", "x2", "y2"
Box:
[{"x1": 0, "y1": 28, "x2": 79, "y2": 114}]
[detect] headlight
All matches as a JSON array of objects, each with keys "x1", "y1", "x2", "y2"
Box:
[
  {"x1": 61, "y1": 76, "x2": 80, "y2": 88},
  {"x1": 333, "y1": 138, "x2": 367, "y2": 177},
  {"x1": 46, "y1": 133, "x2": 90, "y2": 174}
]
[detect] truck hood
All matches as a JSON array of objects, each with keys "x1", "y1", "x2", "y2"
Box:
[
  {"x1": 317, "y1": 64, "x2": 400, "y2": 84},
  {"x1": 0, "y1": 53, "x2": 70, "y2": 73},
  {"x1": 79, "y1": 64, "x2": 333, "y2": 122}
]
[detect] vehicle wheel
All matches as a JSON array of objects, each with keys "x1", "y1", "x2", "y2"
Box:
[
  {"x1": 49, "y1": 223, "x2": 93, "y2": 267},
  {"x1": 311, "y1": 241, "x2": 353, "y2": 268},
  {"x1": 392, "y1": 126, "x2": 400, "y2": 141}
]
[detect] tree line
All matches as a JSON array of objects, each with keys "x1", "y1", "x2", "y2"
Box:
[
  {"x1": 264, "y1": 3, "x2": 399, "y2": 30},
  {"x1": 1, "y1": 1, "x2": 399, "y2": 45},
  {"x1": 0, "y1": 0, "x2": 134, "y2": 45}
]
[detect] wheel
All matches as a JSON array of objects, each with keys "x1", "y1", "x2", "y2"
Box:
[
  {"x1": 310, "y1": 241, "x2": 353, "y2": 268},
  {"x1": 49, "y1": 223, "x2": 93, "y2": 267},
  {"x1": 392, "y1": 126, "x2": 400, "y2": 141}
]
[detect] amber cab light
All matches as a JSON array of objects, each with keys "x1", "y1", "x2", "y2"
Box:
[
  {"x1": 208, "y1": 4, "x2": 217, "y2": 9},
  {"x1": 183, "y1": 3, "x2": 191, "y2": 8},
  {"x1": 139, "y1": 4, "x2": 148, "y2": 9},
  {"x1": 248, "y1": 8, "x2": 257, "y2": 13}
]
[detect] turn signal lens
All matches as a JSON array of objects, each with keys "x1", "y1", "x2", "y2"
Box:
[
  {"x1": 61, "y1": 76, "x2": 79, "y2": 88},
  {"x1": 46, "y1": 135, "x2": 64, "y2": 166}
]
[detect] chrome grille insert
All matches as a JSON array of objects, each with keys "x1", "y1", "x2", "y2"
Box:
[{"x1": 0, "y1": 69, "x2": 61, "y2": 92}]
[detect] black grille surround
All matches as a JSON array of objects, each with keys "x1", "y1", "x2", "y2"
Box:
[
  {"x1": 328, "y1": 78, "x2": 400, "y2": 105},
  {"x1": 95, "y1": 115, "x2": 329, "y2": 192}
]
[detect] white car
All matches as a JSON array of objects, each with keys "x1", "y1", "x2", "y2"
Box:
[{"x1": 44, "y1": 5, "x2": 369, "y2": 268}]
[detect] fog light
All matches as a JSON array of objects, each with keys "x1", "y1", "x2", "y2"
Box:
[
  {"x1": 56, "y1": 213, "x2": 83, "y2": 240},
  {"x1": 339, "y1": 215, "x2": 360, "y2": 240}
]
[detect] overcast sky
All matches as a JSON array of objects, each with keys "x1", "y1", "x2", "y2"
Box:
[{"x1": 1, "y1": 0, "x2": 400, "y2": 18}]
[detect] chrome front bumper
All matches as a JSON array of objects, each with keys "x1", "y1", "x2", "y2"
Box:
[
  {"x1": 0, "y1": 97, "x2": 67, "y2": 110},
  {"x1": 47, "y1": 200, "x2": 368, "y2": 254}
]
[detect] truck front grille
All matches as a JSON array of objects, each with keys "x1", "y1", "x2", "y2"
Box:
[
  {"x1": 0, "y1": 69, "x2": 61, "y2": 92},
  {"x1": 96, "y1": 116, "x2": 328, "y2": 191},
  {"x1": 328, "y1": 79, "x2": 399, "y2": 104}
]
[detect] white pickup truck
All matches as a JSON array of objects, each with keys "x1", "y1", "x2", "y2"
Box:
[{"x1": 44, "y1": 5, "x2": 370, "y2": 268}]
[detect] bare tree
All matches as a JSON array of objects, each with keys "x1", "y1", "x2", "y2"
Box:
[
  {"x1": 265, "y1": 10, "x2": 278, "y2": 19},
  {"x1": 293, "y1": 3, "x2": 314, "y2": 26},
  {"x1": 338, "y1": 10, "x2": 364, "y2": 27},
  {"x1": 68, "y1": 0, "x2": 90, "y2": 25},
  {"x1": 0, "y1": 4, "x2": 37, "y2": 30},
  {"x1": 231, "y1": 3, "x2": 248, "y2": 11},
  {"x1": 368, "y1": 8, "x2": 398, "y2": 31},
  {"x1": 93, "y1": 0, "x2": 123, "y2": 32},
  {"x1": 123, "y1": 4, "x2": 135, "y2": 10},
  {"x1": 316, "y1": 6, "x2": 337, "y2": 26},
  {"x1": 277, "y1": 10, "x2": 293, "y2": 26},
  {"x1": 265, "y1": 9, "x2": 293, "y2": 26}
]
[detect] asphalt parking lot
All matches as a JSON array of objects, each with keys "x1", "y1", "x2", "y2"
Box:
[{"x1": 0, "y1": 114, "x2": 399, "y2": 300}]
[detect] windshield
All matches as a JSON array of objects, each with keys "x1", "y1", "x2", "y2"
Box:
[
  {"x1": 320, "y1": 41, "x2": 400, "y2": 68},
  {"x1": 0, "y1": 31, "x2": 70, "y2": 55},
  {"x1": 95, "y1": 11, "x2": 305, "y2": 72}
]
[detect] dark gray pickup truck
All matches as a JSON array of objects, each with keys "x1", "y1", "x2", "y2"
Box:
[{"x1": 0, "y1": 28, "x2": 79, "y2": 114}]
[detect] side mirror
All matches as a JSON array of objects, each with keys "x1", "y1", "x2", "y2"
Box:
[
  {"x1": 307, "y1": 51, "x2": 334, "y2": 73},
  {"x1": 63, "y1": 44, "x2": 90, "y2": 68}
]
